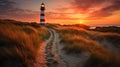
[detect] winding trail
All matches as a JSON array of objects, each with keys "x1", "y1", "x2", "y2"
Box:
[
  {"x1": 33, "y1": 28, "x2": 55, "y2": 67},
  {"x1": 34, "y1": 28, "x2": 90, "y2": 67},
  {"x1": 46, "y1": 29, "x2": 67, "y2": 67},
  {"x1": 45, "y1": 28, "x2": 90, "y2": 67}
]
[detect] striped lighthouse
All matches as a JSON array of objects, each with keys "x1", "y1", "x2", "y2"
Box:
[{"x1": 40, "y1": 3, "x2": 45, "y2": 25}]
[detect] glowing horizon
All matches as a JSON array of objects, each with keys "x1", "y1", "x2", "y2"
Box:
[{"x1": 0, "y1": 0, "x2": 120, "y2": 26}]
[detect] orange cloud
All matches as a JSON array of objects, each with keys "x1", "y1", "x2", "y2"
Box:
[
  {"x1": 45, "y1": 0, "x2": 120, "y2": 25},
  {"x1": 70, "y1": 0, "x2": 120, "y2": 19}
]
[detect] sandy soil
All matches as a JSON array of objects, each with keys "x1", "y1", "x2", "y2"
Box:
[
  {"x1": 46, "y1": 29, "x2": 91, "y2": 67},
  {"x1": 34, "y1": 29, "x2": 53, "y2": 67}
]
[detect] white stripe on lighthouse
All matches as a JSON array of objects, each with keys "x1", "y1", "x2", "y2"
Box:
[
  {"x1": 41, "y1": 11, "x2": 44, "y2": 14},
  {"x1": 41, "y1": 21, "x2": 44, "y2": 23},
  {"x1": 40, "y1": 16, "x2": 44, "y2": 19}
]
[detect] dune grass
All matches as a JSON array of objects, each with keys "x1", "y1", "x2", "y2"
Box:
[
  {"x1": 53, "y1": 25, "x2": 120, "y2": 67},
  {"x1": 0, "y1": 19, "x2": 50, "y2": 67}
]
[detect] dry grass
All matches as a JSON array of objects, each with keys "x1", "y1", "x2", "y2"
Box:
[
  {"x1": 52, "y1": 25, "x2": 120, "y2": 67},
  {"x1": 0, "y1": 19, "x2": 50, "y2": 67},
  {"x1": 99, "y1": 33, "x2": 120, "y2": 47}
]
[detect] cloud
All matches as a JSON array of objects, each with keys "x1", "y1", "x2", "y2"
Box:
[
  {"x1": 0, "y1": 0, "x2": 16, "y2": 14},
  {"x1": 0, "y1": 0, "x2": 39, "y2": 22},
  {"x1": 46, "y1": 12, "x2": 80, "y2": 20},
  {"x1": 50, "y1": 0, "x2": 120, "y2": 20},
  {"x1": 70, "y1": 0, "x2": 120, "y2": 19},
  {"x1": 47, "y1": 0, "x2": 120, "y2": 21}
]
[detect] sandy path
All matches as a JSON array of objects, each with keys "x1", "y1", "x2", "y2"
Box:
[
  {"x1": 34, "y1": 29, "x2": 53, "y2": 67},
  {"x1": 34, "y1": 28, "x2": 91, "y2": 67},
  {"x1": 46, "y1": 29, "x2": 90, "y2": 67},
  {"x1": 34, "y1": 42, "x2": 47, "y2": 67},
  {"x1": 47, "y1": 28, "x2": 120, "y2": 67}
]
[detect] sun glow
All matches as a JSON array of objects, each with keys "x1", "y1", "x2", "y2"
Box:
[{"x1": 79, "y1": 20, "x2": 84, "y2": 24}]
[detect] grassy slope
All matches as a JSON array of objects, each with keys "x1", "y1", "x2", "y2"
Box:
[
  {"x1": 51, "y1": 24, "x2": 120, "y2": 67},
  {"x1": 0, "y1": 19, "x2": 50, "y2": 67}
]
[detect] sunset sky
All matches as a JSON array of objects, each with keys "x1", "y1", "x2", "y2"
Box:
[{"x1": 0, "y1": 0, "x2": 120, "y2": 26}]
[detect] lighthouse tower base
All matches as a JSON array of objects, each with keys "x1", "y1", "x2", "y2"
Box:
[{"x1": 40, "y1": 22, "x2": 45, "y2": 25}]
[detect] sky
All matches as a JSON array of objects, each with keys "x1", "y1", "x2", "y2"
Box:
[{"x1": 0, "y1": 0, "x2": 120, "y2": 26}]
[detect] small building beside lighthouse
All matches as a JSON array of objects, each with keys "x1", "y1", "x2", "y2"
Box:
[{"x1": 40, "y1": 3, "x2": 45, "y2": 25}]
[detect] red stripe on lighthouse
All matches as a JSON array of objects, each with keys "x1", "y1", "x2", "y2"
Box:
[
  {"x1": 40, "y1": 19, "x2": 45, "y2": 21},
  {"x1": 41, "y1": 14, "x2": 45, "y2": 16}
]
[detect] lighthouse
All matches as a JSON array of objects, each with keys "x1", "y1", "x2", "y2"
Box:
[{"x1": 40, "y1": 3, "x2": 45, "y2": 25}]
